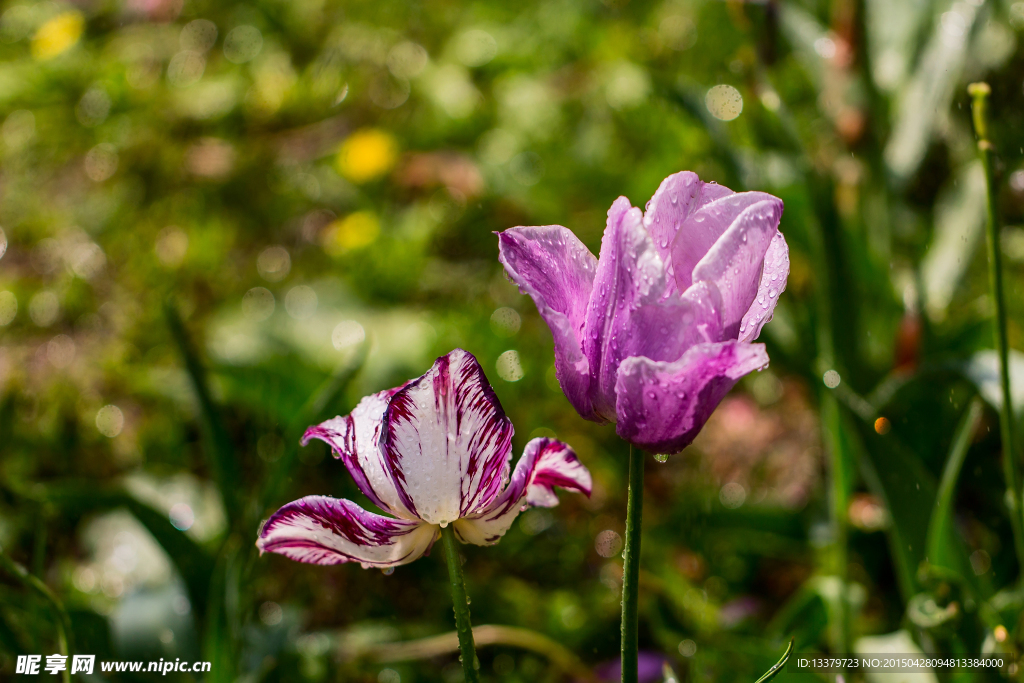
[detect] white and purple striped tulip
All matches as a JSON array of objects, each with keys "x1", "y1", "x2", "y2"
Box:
[
  {"x1": 256, "y1": 349, "x2": 592, "y2": 568},
  {"x1": 497, "y1": 171, "x2": 789, "y2": 454}
]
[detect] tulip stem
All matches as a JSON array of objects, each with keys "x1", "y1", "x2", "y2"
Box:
[
  {"x1": 969, "y1": 82, "x2": 1024, "y2": 572},
  {"x1": 621, "y1": 444, "x2": 644, "y2": 683},
  {"x1": 440, "y1": 524, "x2": 479, "y2": 683}
]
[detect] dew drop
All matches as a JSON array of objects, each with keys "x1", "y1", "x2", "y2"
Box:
[
  {"x1": 439, "y1": 520, "x2": 449, "y2": 528},
  {"x1": 654, "y1": 453, "x2": 669, "y2": 463}
]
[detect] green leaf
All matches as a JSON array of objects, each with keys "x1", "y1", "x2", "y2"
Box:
[
  {"x1": 39, "y1": 484, "x2": 215, "y2": 623},
  {"x1": 926, "y1": 397, "x2": 988, "y2": 597},
  {"x1": 852, "y1": 416, "x2": 936, "y2": 602},
  {"x1": 257, "y1": 343, "x2": 367, "y2": 519},
  {"x1": 165, "y1": 301, "x2": 242, "y2": 521}
]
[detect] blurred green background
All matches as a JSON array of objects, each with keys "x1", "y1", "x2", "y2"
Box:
[{"x1": 2, "y1": 0, "x2": 1024, "y2": 680}]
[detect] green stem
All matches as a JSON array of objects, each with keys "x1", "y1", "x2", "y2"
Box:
[
  {"x1": 970, "y1": 82, "x2": 1024, "y2": 573},
  {"x1": 0, "y1": 549, "x2": 72, "y2": 683},
  {"x1": 440, "y1": 525, "x2": 479, "y2": 683},
  {"x1": 621, "y1": 444, "x2": 644, "y2": 683},
  {"x1": 821, "y1": 394, "x2": 850, "y2": 659}
]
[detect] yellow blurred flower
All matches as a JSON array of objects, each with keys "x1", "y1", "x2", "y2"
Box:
[
  {"x1": 336, "y1": 129, "x2": 397, "y2": 183},
  {"x1": 322, "y1": 211, "x2": 380, "y2": 256},
  {"x1": 32, "y1": 11, "x2": 85, "y2": 60}
]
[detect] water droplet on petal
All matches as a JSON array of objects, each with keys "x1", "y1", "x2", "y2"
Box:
[
  {"x1": 439, "y1": 520, "x2": 449, "y2": 528},
  {"x1": 654, "y1": 453, "x2": 669, "y2": 463}
]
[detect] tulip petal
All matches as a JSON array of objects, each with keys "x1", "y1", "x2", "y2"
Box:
[
  {"x1": 643, "y1": 171, "x2": 732, "y2": 276},
  {"x1": 497, "y1": 226, "x2": 598, "y2": 419},
  {"x1": 301, "y1": 387, "x2": 415, "y2": 520},
  {"x1": 670, "y1": 190, "x2": 782, "y2": 292},
  {"x1": 454, "y1": 438, "x2": 591, "y2": 545},
  {"x1": 585, "y1": 198, "x2": 720, "y2": 417},
  {"x1": 690, "y1": 197, "x2": 784, "y2": 339},
  {"x1": 382, "y1": 349, "x2": 515, "y2": 525},
  {"x1": 614, "y1": 341, "x2": 769, "y2": 454},
  {"x1": 738, "y1": 231, "x2": 790, "y2": 343},
  {"x1": 256, "y1": 496, "x2": 437, "y2": 568}
]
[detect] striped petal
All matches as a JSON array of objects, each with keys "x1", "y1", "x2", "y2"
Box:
[
  {"x1": 256, "y1": 496, "x2": 437, "y2": 568},
  {"x1": 381, "y1": 349, "x2": 514, "y2": 526},
  {"x1": 300, "y1": 386, "x2": 415, "y2": 520},
  {"x1": 454, "y1": 438, "x2": 591, "y2": 546},
  {"x1": 497, "y1": 226, "x2": 598, "y2": 420}
]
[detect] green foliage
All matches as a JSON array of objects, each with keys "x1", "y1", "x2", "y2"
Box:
[{"x1": 2, "y1": 0, "x2": 1024, "y2": 680}]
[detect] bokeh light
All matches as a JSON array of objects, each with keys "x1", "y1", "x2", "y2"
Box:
[
  {"x1": 336, "y1": 129, "x2": 398, "y2": 183},
  {"x1": 95, "y1": 405, "x2": 125, "y2": 438},
  {"x1": 705, "y1": 84, "x2": 743, "y2": 121}
]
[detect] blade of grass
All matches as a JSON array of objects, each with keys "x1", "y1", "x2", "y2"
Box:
[
  {"x1": 0, "y1": 548, "x2": 71, "y2": 683},
  {"x1": 257, "y1": 342, "x2": 367, "y2": 517},
  {"x1": 165, "y1": 300, "x2": 241, "y2": 519},
  {"x1": 926, "y1": 397, "x2": 985, "y2": 589},
  {"x1": 754, "y1": 638, "x2": 794, "y2": 683},
  {"x1": 204, "y1": 537, "x2": 242, "y2": 683}
]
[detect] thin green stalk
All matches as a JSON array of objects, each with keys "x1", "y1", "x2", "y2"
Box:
[
  {"x1": 821, "y1": 394, "x2": 851, "y2": 658},
  {"x1": 969, "y1": 82, "x2": 1024, "y2": 572},
  {"x1": 440, "y1": 525, "x2": 479, "y2": 683},
  {"x1": 621, "y1": 444, "x2": 644, "y2": 683},
  {"x1": 0, "y1": 549, "x2": 71, "y2": 683}
]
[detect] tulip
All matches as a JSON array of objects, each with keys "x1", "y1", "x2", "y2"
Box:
[
  {"x1": 497, "y1": 171, "x2": 787, "y2": 683},
  {"x1": 497, "y1": 170, "x2": 788, "y2": 454},
  {"x1": 257, "y1": 348, "x2": 591, "y2": 683}
]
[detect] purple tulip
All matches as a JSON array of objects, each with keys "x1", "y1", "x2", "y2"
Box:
[
  {"x1": 256, "y1": 349, "x2": 592, "y2": 568},
  {"x1": 498, "y1": 171, "x2": 788, "y2": 454}
]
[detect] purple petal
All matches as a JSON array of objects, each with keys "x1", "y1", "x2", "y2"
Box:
[
  {"x1": 626, "y1": 280, "x2": 727, "y2": 363},
  {"x1": 300, "y1": 386, "x2": 415, "y2": 520},
  {"x1": 614, "y1": 341, "x2": 769, "y2": 454},
  {"x1": 670, "y1": 190, "x2": 782, "y2": 294},
  {"x1": 643, "y1": 171, "x2": 732, "y2": 275},
  {"x1": 256, "y1": 496, "x2": 436, "y2": 568},
  {"x1": 382, "y1": 349, "x2": 514, "y2": 525},
  {"x1": 738, "y1": 231, "x2": 790, "y2": 343},
  {"x1": 584, "y1": 198, "x2": 721, "y2": 418},
  {"x1": 688, "y1": 196, "x2": 784, "y2": 339},
  {"x1": 455, "y1": 437, "x2": 591, "y2": 546},
  {"x1": 497, "y1": 226, "x2": 598, "y2": 420}
]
